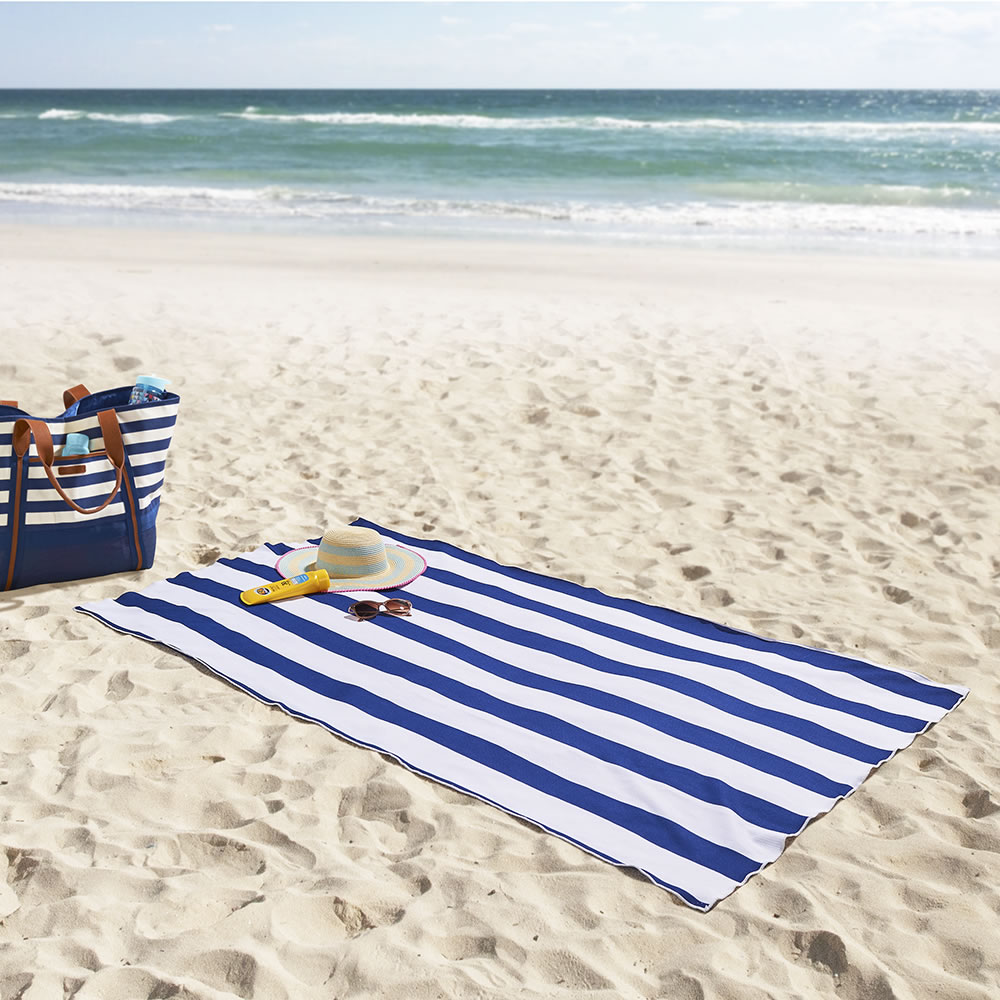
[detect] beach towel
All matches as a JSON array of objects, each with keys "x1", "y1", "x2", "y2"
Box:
[
  {"x1": 77, "y1": 518, "x2": 968, "y2": 910},
  {"x1": 1, "y1": 384, "x2": 179, "y2": 590}
]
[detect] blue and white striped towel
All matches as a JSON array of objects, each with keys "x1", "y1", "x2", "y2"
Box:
[{"x1": 77, "y1": 518, "x2": 968, "y2": 910}]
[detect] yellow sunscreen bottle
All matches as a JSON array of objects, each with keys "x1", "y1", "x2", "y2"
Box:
[{"x1": 240, "y1": 570, "x2": 330, "y2": 606}]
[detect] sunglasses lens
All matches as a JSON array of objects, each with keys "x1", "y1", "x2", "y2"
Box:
[
  {"x1": 350, "y1": 602, "x2": 380, "y2": 619},
  {"x1": 383, "y1": 599, "x2": 412, "y2": 614}
]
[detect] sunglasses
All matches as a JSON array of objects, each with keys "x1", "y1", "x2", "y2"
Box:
[{"x1": 348, "y1": 598, "x2": 413, "y2": 621}]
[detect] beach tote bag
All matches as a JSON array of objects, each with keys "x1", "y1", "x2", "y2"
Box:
[{"x1": 0, "y1": 382, "x2": 179, "y2": 591}]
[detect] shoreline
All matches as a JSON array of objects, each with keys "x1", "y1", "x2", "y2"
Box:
[
  {"x1": 5, "y1": 217, "x2": 1000, "y2": 276},
  {"x1": 5, "y1": 197, "x2": 1000, "y2": 261}
]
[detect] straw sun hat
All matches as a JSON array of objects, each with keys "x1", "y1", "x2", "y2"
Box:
[{"x1": 275, "y1": 526, "x2": 426, "y2": 593}]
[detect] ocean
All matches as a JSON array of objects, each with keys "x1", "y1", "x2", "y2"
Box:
[{"x1": 1, "y1": 88, "x2": 999, "y2": 254}]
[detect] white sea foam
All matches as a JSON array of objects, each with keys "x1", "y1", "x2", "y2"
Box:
[
  {"x1": 37, "y1": 108, "x2": 185, "y2": 124},
  {"x1": 219, "y1": 109, "x2": 559, "y2": 128},
  {"x1": 26, "y1": 105, "x2": 1000, "y2": 136},
  {"x1": 695, "y1": 180, "x2": 997, "y2": 210},
  {"x1": 219, "y1": 108, "x2": 1000, "y2": 136},
  {"x1": 2, "y1": 180, "x2": 999, "y2": 246}
]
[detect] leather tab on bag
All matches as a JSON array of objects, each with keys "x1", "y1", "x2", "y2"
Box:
[
  {"x1": 63, "y1": 384, "x2": 91, "y2": 410},
  {"x1": 0, "y1": 399, "x2": 17, "y2": 408},
  {"x1": 57, "y1": 465, "x2": 87, "y2": 477}
]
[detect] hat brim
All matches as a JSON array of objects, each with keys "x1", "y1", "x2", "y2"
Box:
[{"x1": 274, "y1": 542, "x2": 427, "y2": 593}]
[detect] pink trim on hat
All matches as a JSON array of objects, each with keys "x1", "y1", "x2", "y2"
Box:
[{"x1": 274, "y1": 544, "x2": 319, "y2": 575}]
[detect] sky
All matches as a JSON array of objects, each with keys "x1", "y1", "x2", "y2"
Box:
[{"x1": 1, "y1": 1, "x2": 999, "y2": 90}]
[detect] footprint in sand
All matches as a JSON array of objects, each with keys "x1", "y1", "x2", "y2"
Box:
[
  {"x1": 176, "y1": 833, "x2": 268, "y2": 878},
  {"x1": 105, "y1": 670, "x2": 134, "y2": 702},
  {"x1": 962, "y1": 788, "x2": 1000, "y2": 819}
]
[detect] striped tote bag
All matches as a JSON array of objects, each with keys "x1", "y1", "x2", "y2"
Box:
[{"x1": 1, "y1": 382, "x2": 179, "y2": 591}]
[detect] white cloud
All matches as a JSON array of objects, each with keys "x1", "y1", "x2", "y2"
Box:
[
  {"x1": 437, "y1": 31, "x2": 513, "y2": 47},
  {"x1": 907, "y1": 3, "x2": 999, "y2": 30},
  {"x1": 509, "y1": 22, "x2": 552, "y2": 34},
  {"x1": 204, "y1": 24, "x2": 234, "y2": 34},
  {"x1": 860, "y1": 2, "x2": 1000, "y2": 40},
  {"x1": 703, "y1": 6, "x2": 742, "y2": 23},
  {"x1": 441, "y1": 16, "x2": 465, "y2": 26}
]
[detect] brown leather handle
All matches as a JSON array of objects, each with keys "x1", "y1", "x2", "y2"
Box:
[
  {"x1": 0, "y1": 399, "x2": 17, "y2": 408},
  {"x1": 63, "y1": 384, "x2": 91, "y2": 410},
  {"x1": 13, "y1": 410, "x2": 125, "y2": 516}
]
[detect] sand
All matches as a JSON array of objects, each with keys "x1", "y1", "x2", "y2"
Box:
[{"x1": 1, "y1": 223, "x2": 998, "y2": 1000}]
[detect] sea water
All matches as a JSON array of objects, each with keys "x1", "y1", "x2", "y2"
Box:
[{"x1": 1, "y1": 88, "x2": 999, "y2": 255}]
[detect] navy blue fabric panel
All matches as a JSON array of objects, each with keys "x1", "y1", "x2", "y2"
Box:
[{"x1": 13, "y1": 517, "x2": 136, "y2": 589}]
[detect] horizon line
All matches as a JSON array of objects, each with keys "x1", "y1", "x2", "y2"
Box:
[{"x1": 2, "y1": 85, "x2": 998, "y2": 92}]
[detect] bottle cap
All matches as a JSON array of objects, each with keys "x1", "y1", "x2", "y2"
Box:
[
  {"x1": 63, "y1": 433, "x2": 90, "y2": 457},
  {"x1": 136, "y1": 375, "x2": 170, "y2": 392}
]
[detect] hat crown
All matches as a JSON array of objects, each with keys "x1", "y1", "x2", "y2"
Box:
[
  {"x1": 274, "y1": 524, "x2": 427, "y2": 592},
  {"x1": 316, "y1": 526, "x2": 390, "y2": 580}
]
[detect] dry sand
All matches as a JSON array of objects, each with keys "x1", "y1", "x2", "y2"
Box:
[{"x1": 1, "y1": 224, "x2": 998, "y2": 999}]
